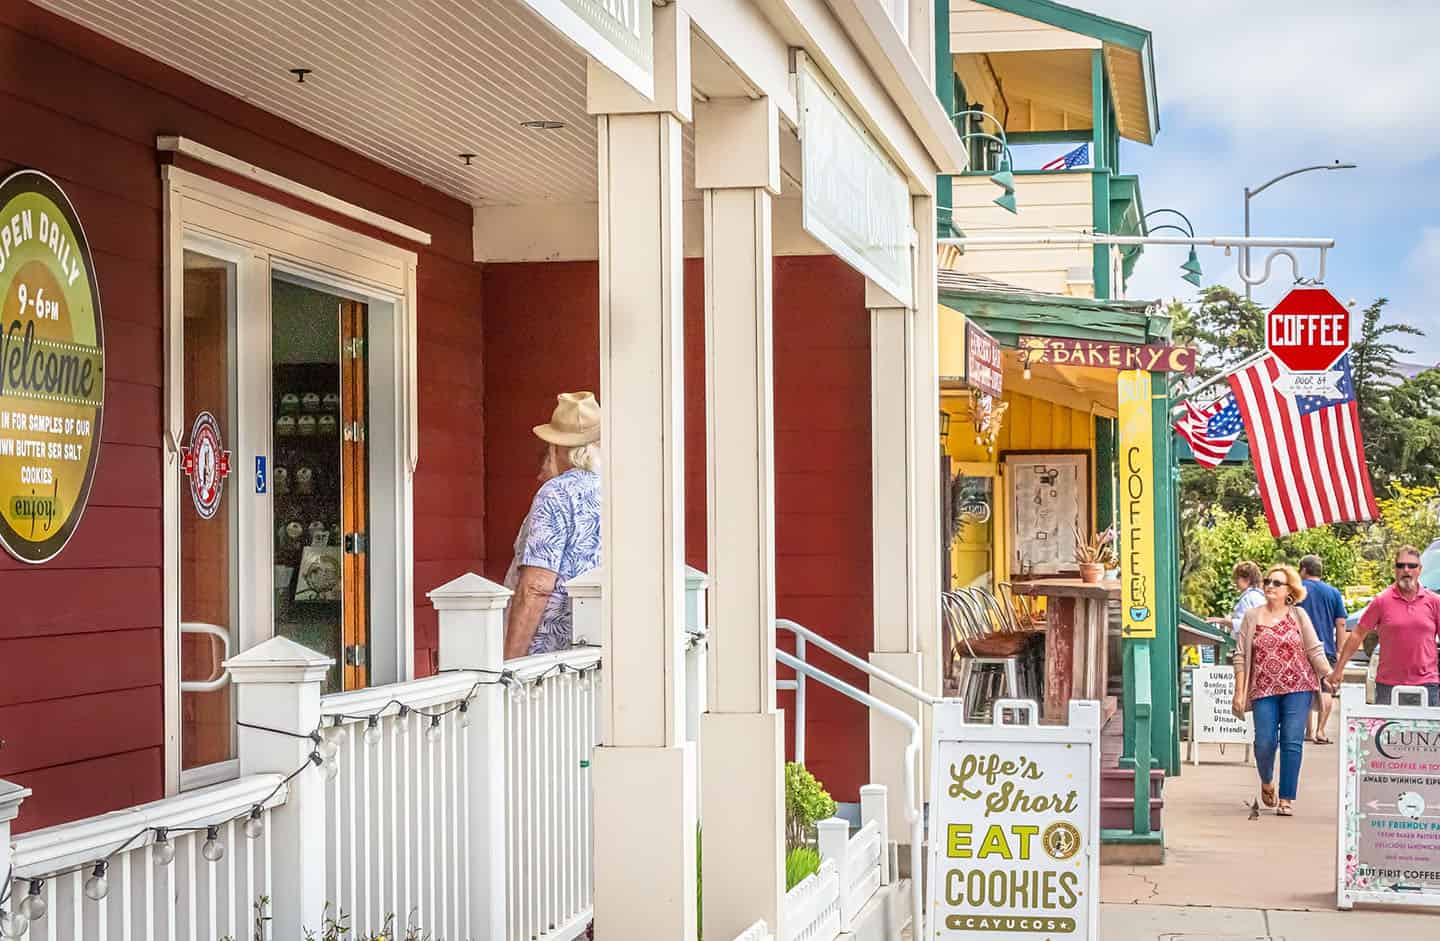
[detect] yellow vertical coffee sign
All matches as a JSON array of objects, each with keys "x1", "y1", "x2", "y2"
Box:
[
  {"x1": 0, "y1": 171, "x2": 105, "y2": 563},
  {"x1": 1117, "y1": 370, "x2": 1155, "y2": 639}
]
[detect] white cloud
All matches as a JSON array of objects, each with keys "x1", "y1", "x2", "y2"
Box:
[
  {"x1": 1071, "y1": 1, "x2": 1440, "y2": 168},
  {"x1": 1407, "y1": 226, "x2": 1440, "y2": 274}
]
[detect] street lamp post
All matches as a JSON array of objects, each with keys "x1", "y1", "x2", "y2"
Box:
[{"x1": 1244, "y1": 160, "x2": 1356, "y2": 299}]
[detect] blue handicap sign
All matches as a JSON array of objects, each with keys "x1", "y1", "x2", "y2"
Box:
[{"x1": 255, "y1": 455, "x2": 267, "y2": 494}]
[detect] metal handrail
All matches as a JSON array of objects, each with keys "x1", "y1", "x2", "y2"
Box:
[
  {"x1": 180, "y1": 622, "x2": 231, "y2": 693},
  {"x1": 775, "y1": 649, "x2": 925, "y2": 941}
]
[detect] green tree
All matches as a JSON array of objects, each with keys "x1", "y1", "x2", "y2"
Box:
[
  {"x1": 1169, "y1": 286, "x2": 1267, "y2": 384},
  {"x1": 1349, "y1": 298, "x2": 1422, "y2": 418}
]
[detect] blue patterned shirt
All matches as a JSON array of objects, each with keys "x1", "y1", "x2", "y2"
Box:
[{"x1": 509, "y1": 469, "x2": 602, "y2": 654}]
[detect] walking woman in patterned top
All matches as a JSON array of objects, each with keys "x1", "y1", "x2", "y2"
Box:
[{"x1": 1230, "y1": 564, "x2": 1333, "y2": 816}]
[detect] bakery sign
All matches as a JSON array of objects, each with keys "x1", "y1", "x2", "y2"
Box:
[
  {"x1": 926, "y1": 699, "x2": 1100, "y2": 940},
  {"x1": 965, "y1": 320, "x2": 1003, "y2": 398},
  {"x1": 1019, "y1": 337, "x2": 1196, "y2": 374},
  {"x1": 0, "y1": 170, "x2": 105, "y2": 563}
]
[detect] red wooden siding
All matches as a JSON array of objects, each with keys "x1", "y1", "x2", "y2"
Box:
[
  {"x1": 0, "y1": 3, "x2": 485, "y2": 831},
  {"x1": 482, "y1": 255, "x2": 874, "y2": 799}
]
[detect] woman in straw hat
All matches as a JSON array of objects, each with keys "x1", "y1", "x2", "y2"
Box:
[
  {"x1": 503, "y1": 392, "x2": 602, "y2": 658},
  {"x1": 1230, "y1": 564, "x2": 1332, "y2": 816}
]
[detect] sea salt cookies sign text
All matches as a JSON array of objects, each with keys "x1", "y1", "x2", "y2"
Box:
[
  {"x1": 0, "y1": 170, "x2": 105, "y2": 563},
  {"x1": 927, "y1": 699, "x2": 1100, "y2": 939}
]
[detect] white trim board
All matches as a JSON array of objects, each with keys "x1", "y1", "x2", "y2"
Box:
[{"x1": 158, "y1": 136, "x2": 433, "y2": 247}]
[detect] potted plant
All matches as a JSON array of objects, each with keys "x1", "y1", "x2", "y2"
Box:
[{"x1": 1074, "y1": 527, "x2": 1116, "y2": 584}]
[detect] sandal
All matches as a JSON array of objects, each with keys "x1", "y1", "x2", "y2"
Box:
[
  {"x1": 1277, "y1": 800, "x2": 1293, "y2": 816},
  {"x1": 1260, "y1": 782, "x2": 1277, "y2": 808},
  {"x1": 1314, "y1": 735, "x2": 1332, "y2": 745}
]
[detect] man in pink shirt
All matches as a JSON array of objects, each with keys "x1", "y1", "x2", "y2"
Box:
[{"x1": 1329, "y1": 545, "x2": 1440, "y2": 706}]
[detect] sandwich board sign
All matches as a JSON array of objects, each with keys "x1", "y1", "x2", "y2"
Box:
[
  {"x1": 1338, "y1": 684, "x2": 1440, "y2": 911},
  {"x1": 926, "y1": 698, "x2": 1100, "y2": 940},
  {"x1": 1188, "y1": 665, "x2": 1253, "y2": 765}
]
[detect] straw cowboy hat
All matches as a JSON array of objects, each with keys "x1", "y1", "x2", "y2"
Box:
[{"x1": 533, "y1": 391, "x2": 601, "y2": 447}]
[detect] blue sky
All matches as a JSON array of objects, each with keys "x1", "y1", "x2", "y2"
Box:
[{"x1": 1060, "y1": 1, "x2": 1440, "y2": 364}]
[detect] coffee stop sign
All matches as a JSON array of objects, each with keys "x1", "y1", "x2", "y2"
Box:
[{"x1": 1266, "y1": 287, "x2": 1349, "y2": 372}]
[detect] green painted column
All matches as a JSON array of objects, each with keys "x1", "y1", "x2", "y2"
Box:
[
  {"x1": 1095, "y1": 415, "x2": 1117, "y2": 533},
  {"x1": 1090, "y1": 50, "x2": 1110, "y2": 299},
  {"x1": 1150, "y1": 371, "x2": 1179, "y2": 775},
  {"x1": 935, "y1": 0, "x2": 955, "y2": 236}
]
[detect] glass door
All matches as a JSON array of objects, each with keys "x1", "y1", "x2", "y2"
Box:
[
  {"x1": 179, "y1": 251, "x2": 238, "y2": 777},
  {"x1": 271, "y1": 277, "x2": 370, "y2": 693}
]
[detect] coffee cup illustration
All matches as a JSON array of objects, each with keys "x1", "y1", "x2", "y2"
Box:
[{"x1": 1129, "y1": 606, "x2": 1150, "y2": 621}]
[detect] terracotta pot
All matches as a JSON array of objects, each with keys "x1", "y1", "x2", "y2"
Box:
[{"x1": 1078, "y1": 562, "x2": 1104, "y2": 584}]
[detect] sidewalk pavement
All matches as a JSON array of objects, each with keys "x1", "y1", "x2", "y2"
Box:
[{"x1": 1100, "y1": 708, "x2": 1440, "y2": 937}]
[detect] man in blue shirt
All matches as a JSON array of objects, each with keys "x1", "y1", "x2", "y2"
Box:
[{"x1": 1297, "y1": 554, "x2": 1347, "y2": 744}]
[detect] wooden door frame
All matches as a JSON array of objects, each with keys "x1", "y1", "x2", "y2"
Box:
[{"x1": 163, "y1": 164, "x2": 419, "y2": 795}]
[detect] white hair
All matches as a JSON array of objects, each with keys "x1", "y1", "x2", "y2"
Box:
[{"x1": 567, "y1": 442, "x2": 602, "y2": 474}]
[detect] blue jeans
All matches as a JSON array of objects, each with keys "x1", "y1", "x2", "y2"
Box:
[
  {"x1": 1375, "y1": 683, "x2": 1440, "y2": 706},
  {"x1": 1252, "y1": 690, "x2": 1311, "y2": 801}
]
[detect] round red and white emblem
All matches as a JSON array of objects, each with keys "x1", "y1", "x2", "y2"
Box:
[{"x1": 182, "y1": 411, "x2": 231, "y2": 520}]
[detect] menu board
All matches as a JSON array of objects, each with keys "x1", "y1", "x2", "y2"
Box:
[
  {"x1": 1339, "y1": 686, "x2": 1440, "y2": 910},
  {"x1": 1004, "y1": 453, "x2": 1088, "y2": 577},
  {"x1": 1191, "y1": 666, "x2": 1252, "y2": 743},
  {"x1": 927, "y1": 700, "x2": 1099, "y2": 940},
  {"x1": 0, "y1": 170, "x2": 104, "y2": 563}
]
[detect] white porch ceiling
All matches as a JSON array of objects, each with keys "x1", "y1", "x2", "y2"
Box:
[{"x1": 33, "y1": 0, "x2": 628, "y2": 207}]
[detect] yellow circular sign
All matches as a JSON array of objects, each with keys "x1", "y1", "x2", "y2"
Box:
[
  {"x1": 1042, "y1": 821, "x2": 1081, "y2": 860},
  {"x1": 0, "y1": 171, "x2": 105, "y2": 563}
]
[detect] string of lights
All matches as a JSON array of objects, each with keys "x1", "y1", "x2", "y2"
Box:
[{"x1": 0, "y1": 659, "x2": 602, "y2": 938}]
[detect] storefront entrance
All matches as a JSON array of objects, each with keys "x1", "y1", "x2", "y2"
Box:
[
  {"x1": 166, "y1": 166, "x2": 420, "y2": 790},
  {"x1": 178, "y1": 259, "x2": 375, "y2": 782}
]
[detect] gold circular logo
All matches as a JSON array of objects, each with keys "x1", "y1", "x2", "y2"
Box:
[
  {"x1": 0, "y1": 170, "x2": 105, "y2": 563},
  {"x1": 1042, "y1": 821, "x2": 1081, "y2": 860}
]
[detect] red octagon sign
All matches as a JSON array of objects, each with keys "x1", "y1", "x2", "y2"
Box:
[{"x1": 1266, "y1": 287, "x2": 1350, "y2": 372}]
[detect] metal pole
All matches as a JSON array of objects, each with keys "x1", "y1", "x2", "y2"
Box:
[
  {"x1": 1242, "y1": 161, "x2": 1355, "y2": 301},
  {"x1": 1244, "y1": 187, "x2": 1252, "y2": 301}
]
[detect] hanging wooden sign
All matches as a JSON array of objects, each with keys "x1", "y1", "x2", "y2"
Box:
[
  {"x1": 1019, "y1": 337, "x2": 1196, "y2": 374},
  {"x1": 0, "y1": 170, "x2": 105, "y2": 564},
  {"x1": 965, "y1": 320, "x2": 1004, "y2": 398}
]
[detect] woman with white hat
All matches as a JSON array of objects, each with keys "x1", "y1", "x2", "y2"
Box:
[{"x1": 503, "y1": 392, "x2": 603, "y2": 658}]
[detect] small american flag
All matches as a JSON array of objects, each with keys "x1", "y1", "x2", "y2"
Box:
[
  {"x1": 1174, "y1": 394, "x2": 1243, "y2": 468},
  {"x1": 1041, "y1": 143, "x2": 1090, "y2": 171},
  {"x1": 1228, "y1": 354, "x2": 1378, "y2": 537}
]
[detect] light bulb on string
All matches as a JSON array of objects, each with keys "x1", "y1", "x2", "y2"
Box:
[
  {"x1": 201, "y1": 826, "x2": 225, "y2": 863},
  {"x1": 577, "y1": 669, "x2": 592, "y2": 692},
  {"x1": 508, "y1": 681, "x2": 525, "y2": 704},
  {"x1": 244, "y1": 807, "x2": 265, "y2": 840},
  {"x1": 396, "y1": 705, "x2": 411, "y2": 736},
  {"x1": 329, "y1": 719, "x2": 348, "y2": 746},
  {"x1": 83, "y1": 862, "x2": 109, "y2": 901},
  {"x1": 324, "y1": 756, "x2": 341, "y2": 781},
  {"x1": 0, "y1": 907, "x2": 28, "y2": 940},
  {"x1": 530, "y1": 678, "x2": 544, "y2": 703},
  {"x1": 426, "y1": 714, "x2": 442, "y2": 744},
  {"x1": 458, "y1": 701, "x2": 471, "y2": 730},
  {"x1": 364, "y1": 715, "x2": 382, "y2": 747},
  {"x1": 152, "y1": 828, "x2": 176, "y2": 866},
  {"x1": 17, "y1": 881, "x2": 45, "y2": 922},
  {"x1": 314, "y1": 731, "x2": 338, "y2": 760}
]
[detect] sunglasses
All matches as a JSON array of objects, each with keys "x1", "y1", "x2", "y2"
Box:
[
  {"x1": 1262, "y1": 578, "x2": 1288, "y2": 589},
  {"x1": 1396, "y1": 562, "x2": 1421, "y2": 571}
]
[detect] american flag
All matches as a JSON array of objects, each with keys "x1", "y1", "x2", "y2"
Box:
[
  {"x1": 1041, "y1": 143, "x2": 1090, "y2": 171},
  {"x1": 1174, "y1": 394, "x2": 1243, "y2": 468},
  {"x1": 1228, "y1": 353, "x2": 1378, "y2": 537}
]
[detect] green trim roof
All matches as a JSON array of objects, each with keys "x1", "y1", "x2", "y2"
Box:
[
  {"x1": 974, "y1": 0, "x2": 1160, "y2": 142},
  {"x1": 939, "y1": 273, "x2": 1172, "y2": 346}
]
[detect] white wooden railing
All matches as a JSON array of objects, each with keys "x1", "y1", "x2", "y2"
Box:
[
  {"x1": 782, "y1": 859, "x2": 841, "y2": 941},
  {"x1": 4, "y1": 775, "x2": 286, "y2": 940},
  {"x1": 784, "y1": 786, "x2": 890, "y2": 941},
  {"x1": 0, "y1": 566, "x2": 712, "y2": 941},
  {"x1": 504, "y1": 647, "x2": 602, "y2": 941}
]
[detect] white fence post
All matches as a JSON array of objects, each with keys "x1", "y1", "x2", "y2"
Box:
[
  {"x1": 429, "y1": 572, "x2": 512, "y2": 941},
  {"x1": 860, "y1": 784, "x2": 890, "y2": 886},
  {"x1": 225, "y1": 636, "x2": 333, "y2": 934},
  {"x1": 685, "y1": 565, "x2": 710, "y2": 745},
  {"x1": 0, "y1": 779, "x2": 30, "y2": 930},
  {"x1": 816, "y1": 817, "x2": 852, "y2": 932}
]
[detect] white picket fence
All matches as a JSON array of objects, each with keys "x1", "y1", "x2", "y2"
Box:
[{"x1": 779, "y1": 785, "x2": 890, "y2": 941}]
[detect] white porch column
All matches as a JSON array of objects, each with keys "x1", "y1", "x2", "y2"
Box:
[
  {"x1": 0, "y1": 778, "x2": 31, "y2": 931},
  {"x1": 429, "y1": 573, "x2": 511, "y2": 941},
  {"x1": 868, "y1": 196, "x2": 941, "y2": 838},
  {"x1": 694, "y1": 94, "x2": 786, "y2": 941},
  {"x1": 225, "y1": 636, "x2": 333, "y2": 933},
  {"x1": 586, "y1": 7, "x2": 697, "y2": 940}
]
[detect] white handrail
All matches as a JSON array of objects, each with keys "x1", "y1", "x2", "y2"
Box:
[
  {"x1": 179, "y1": 621, "x2": 231, "y2": 693},
  {"x1": 777, "y1": 619, "x2": 939, "y2": 707},
  {"x1": 775, "y1": 649, "x2": 924, "y2": 941}
]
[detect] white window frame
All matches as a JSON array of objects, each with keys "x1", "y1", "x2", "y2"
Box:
[{"x1": 162, "y1": 164, "x2": 420, "y2": 793}]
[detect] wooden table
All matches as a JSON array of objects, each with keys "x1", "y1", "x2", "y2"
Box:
[{"x1": 1011, "y1": 578, "x2": 1119, "y2": 720}]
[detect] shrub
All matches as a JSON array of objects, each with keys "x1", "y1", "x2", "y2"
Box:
[
  {"x1": 785, "y1": 762, "x2": 837, "y2": 851},
  {"x1": 785, "y1": 846, "x2": 822, "y2": 891}
]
